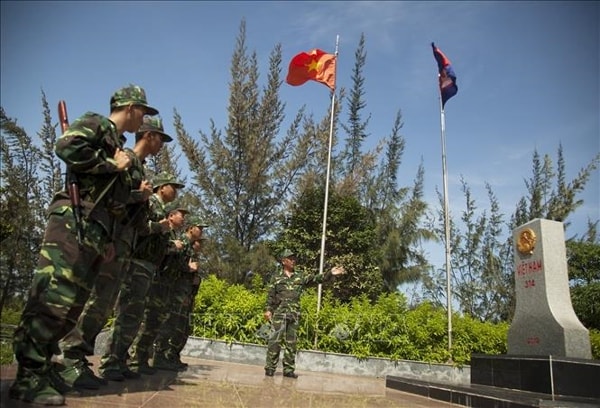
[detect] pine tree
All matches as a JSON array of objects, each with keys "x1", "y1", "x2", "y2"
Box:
[
  {"x1": 0, "y1": 107, "x2": 45, "y2": 309},
  {"x1": 425, "y1": 146, "x2": 599, "y2": 322},
  {"x1": 336, "y1": 34, "x2": 432, "y2": 292},
  {"x1": 174, "y1": 20, "x2": 321, "y2": 282},
  {"x1": 38, "y1": 90, "x2": 63, "y2": 204},
  {"x1": 340, "y1": 33, "x2": 370, "y2": 177}
]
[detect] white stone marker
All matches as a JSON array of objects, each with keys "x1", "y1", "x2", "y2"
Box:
[{"x1": 507, "y1": 218, "x2": 592, "y2": 358}]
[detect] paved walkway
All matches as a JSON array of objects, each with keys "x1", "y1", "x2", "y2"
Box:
[{"x1": 1, "y1": 355, "x2": 461, "y2": 407}]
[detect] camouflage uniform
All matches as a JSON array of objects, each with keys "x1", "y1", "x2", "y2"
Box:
[
  {"x1": 10, "y1": 85, "x2": 158, "y2": 405},
  {"x1": 99, "y1": 175, "x2": 182, "y2": 377},
  {"x1": 264, "y1": 250, "x2": 327, "y2": 377},
  {"x1": 128, "y1": 203, "x2": 188, "y2": 371},
  {"x1": 153, "y1": 216, "x2": 207, "y2": 370},
  {"x1": 152, "y1": 235, "x2": 195, "y2": 370},
  {"x1": 60, "y1": 118, "x2": 173, "y2": 383},
  {"x1": 56, "y1": 221, "x2": 132, "y2": 386},
  {"x1": 167, "y1": 237, "x2": 207, "y2": 368}
]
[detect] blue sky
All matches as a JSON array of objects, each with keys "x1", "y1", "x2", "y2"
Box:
[{"x1": 2, "y1": 1, "x2": 599, "y2": 270}]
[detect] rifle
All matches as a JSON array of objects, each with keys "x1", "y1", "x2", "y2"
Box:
[{"x1": 58, "y1": 100, "x2": 85, "y2": 248}]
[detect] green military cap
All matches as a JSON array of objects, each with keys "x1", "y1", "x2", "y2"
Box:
[
  {"x1": 185, "y1": 215, "x2": 209, "y2": 228},
  {"x1": 136, "y1": 116, "x2": 173, "y2": 142},
  {"x1": 164, "y1": 201, "x2": 189, "y2": 215},
  {"x1": 110, "y1": 84, "x2": 159, "y2": 115},
  {"x1": 280, "y1": 249, "x2": 296, "y2": 259},
  {"x1": 152, "y1": 172, "x2": 185, "y2": 191}
]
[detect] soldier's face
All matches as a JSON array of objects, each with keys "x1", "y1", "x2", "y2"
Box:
[
  {"x1": 189, "y1": 226, "x2": 203, "y2": 241},
  {"x1": 282, "y1": 256, "x2": 296, "y2": 270},
  {"x1": 149, "y1": 132, "x2": 165, "y2": 155},
  {"x1": 124, "y1": 104, "x2": 147, "y2": 133},
  {"x1": 161, "y1": 184, "x2": 178, "y2": 202},
  {"x1": 169, "y1": 211, "x2": 185, "y2": 228}
]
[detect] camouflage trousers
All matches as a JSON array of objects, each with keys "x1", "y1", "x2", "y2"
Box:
[
  {"x1": 179, "y1": 283, "x2": 200, "y2": 353},
  {"x1": 129, "y1": 272, "x2": 173, "y2": 364},
  {"x1": 99, "y1": 258, "x2": 156, "y2": 369},
  {"x1": 60, "y1": 225, "x2": 134, "y2": 362},
  {"x1": 12, "y1": 207, "x2": 109, "y2": 374},
  {"x1": 154, "y1": 273, "x2": 194, "y2": 359},
  {"x1": 264, "y1": 313, "x2": 299, "y2": 374}
]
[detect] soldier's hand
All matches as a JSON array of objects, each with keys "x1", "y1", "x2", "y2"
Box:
[
  {"x1": 158, "y1": 218, "x2": 170, "y2": 232},
  {"x1": 192, "y1": 240, "x2": 202, "y2": 252},
  {"x1": 173, "y1": 239, "x2": 184, "y2": 250},
  {"x1": 331, "y1": 266, "x2": 346, "y2": 275},
  {"x1": 264, "y1": 311, "x2": 272, "y2": 321},
  {"x1": 114, "y1": 148, "x2": 131, "y2": 171},
  {"x1": 140, "y1": 180, "x2": 153, "y2": 200},
  {"x1": 102, "y1": 242, "x2": 116, "y2": 263}
]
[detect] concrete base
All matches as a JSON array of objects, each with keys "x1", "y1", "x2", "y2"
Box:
[
  {"x1": 93, "y1": 331, "x2": 599, "y2": 407},
  {"x1": 386, "y1": 376, "x2": 599, "y2": 408},
  {"x1": 470, "y1": 354, "x2": 600, "y2": 399},
  {"x1": 94, "y1": 330, "x2": 469, "y2": 384}
]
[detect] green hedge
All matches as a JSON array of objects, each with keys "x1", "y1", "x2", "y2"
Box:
[
  {"x1": 2, "y1": 275, "x2": 599, "y2": 366},
  {"x1": 0, "y1": 307, "x2": 21, "y2": 366},
  {"x1": 190, "y1": 275, "x2": 509, "y2": 365}
]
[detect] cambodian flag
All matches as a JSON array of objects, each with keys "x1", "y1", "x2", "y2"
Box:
[{"x1": 432, "y1": 43, "x2": 458, "y2": 108}]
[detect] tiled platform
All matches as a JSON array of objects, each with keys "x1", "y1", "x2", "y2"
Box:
[{"x1": 1, "y1": 355, "x2": 460, "y2": 407}]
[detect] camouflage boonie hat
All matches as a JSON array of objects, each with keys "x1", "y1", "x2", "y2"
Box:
[
  {"x1": 152, "y1": 172, "x2": 185, "y2": 191},
  {"x1": 280, "y1": 249, "x2": 296, "y2": 259},
  {"x1": 164, "y1": 201, "x2": 189, "y2": 215},
  {"x1": 186, "y1": 215, "x2": 209, "y2": 228},
  {"x1": 110, "y1": 84, "x2": 159, "y2": 115},
  {"x1": 136, "y1": 116, "x2": 173, "y2": 142}
]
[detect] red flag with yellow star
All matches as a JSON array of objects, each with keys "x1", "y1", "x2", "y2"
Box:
[{"x1": 286, "y1": 49, "x2": 336, "y2": 90}]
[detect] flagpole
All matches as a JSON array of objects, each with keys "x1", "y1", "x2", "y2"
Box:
[
  {"x1": 439, "y1": 95, "x2": 452, "y2": 354},
  {"x1": 432, "y1": 42, "x2": 457, "y2": 356},
  {"x1": 315, "y1": 35, "x2": 339, "y2": 348}
]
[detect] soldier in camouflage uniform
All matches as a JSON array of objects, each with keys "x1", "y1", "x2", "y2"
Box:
[
  {"x1": 264, "y1": 249, "x2": 345, "y2": 378},
  {"x1": 128, "y1": 202, "x2": 188, "y2": 372},
  {"x1": 58, "y1": 116, "x2": 173, "y2": 386},
  {"x1": 99, "y1": 172, "x2": 185, "y2": 379},
  {"x1": 189, "y1": 239, "x2": 205, "y2": 310},
  {"x1": 179, "y1": 238, "x2": 206, "y2": 360},
  {"x1": 152, "y1": 215, "x2": 208, "y2": 371},
  {"x1": 10, "y1": 85, "x2": 158, "y2": 406}
]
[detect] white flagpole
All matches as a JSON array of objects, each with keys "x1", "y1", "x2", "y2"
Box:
[
  {"x1": 439, "y1": 94, "x2": 452, "y2": 353},
  {"x1": 315, "y1": 35, "x2": 339, "y2": 348}
]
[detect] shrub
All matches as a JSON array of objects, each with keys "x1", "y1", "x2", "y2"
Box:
[
  {"x1": 1, "y1": 305, "x2": 22, "y2": 365},
  {"x1": 6, "y1": 276, "x2": 589, "y2": 367},
  {"x1": 590, "y1": 329, "x2": 600, "y2": 360},
  {"x1": 191, "y1": 274, "x2": 266, "y2": 343},
  {"x1": 190, "y1": 277, "x2": 517, "y2": 365}
]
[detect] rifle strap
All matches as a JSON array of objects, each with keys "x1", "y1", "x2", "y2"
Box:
[
  {"x1": 88, "y1": 174, "x2": 119, "y2": 215},
  {"x1": 65, "y1": 167, "x2": 117, "y2": 209}
]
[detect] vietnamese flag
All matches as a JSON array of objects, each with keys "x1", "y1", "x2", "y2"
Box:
[{"x1": 286, "y1": 49, "x2": 336, "y2": 91}]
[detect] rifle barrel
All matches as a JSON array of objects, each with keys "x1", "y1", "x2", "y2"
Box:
[
  {"x1": 57, "y1": 100, "x2": 85, "y2": 248},
  {"x1": 58, "y1": 100, "x2": 69, "y2": 133}
]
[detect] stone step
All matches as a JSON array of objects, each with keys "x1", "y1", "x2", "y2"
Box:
[{"x1": 385, "y1": 375, "x2": 600, "y2": 408}]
